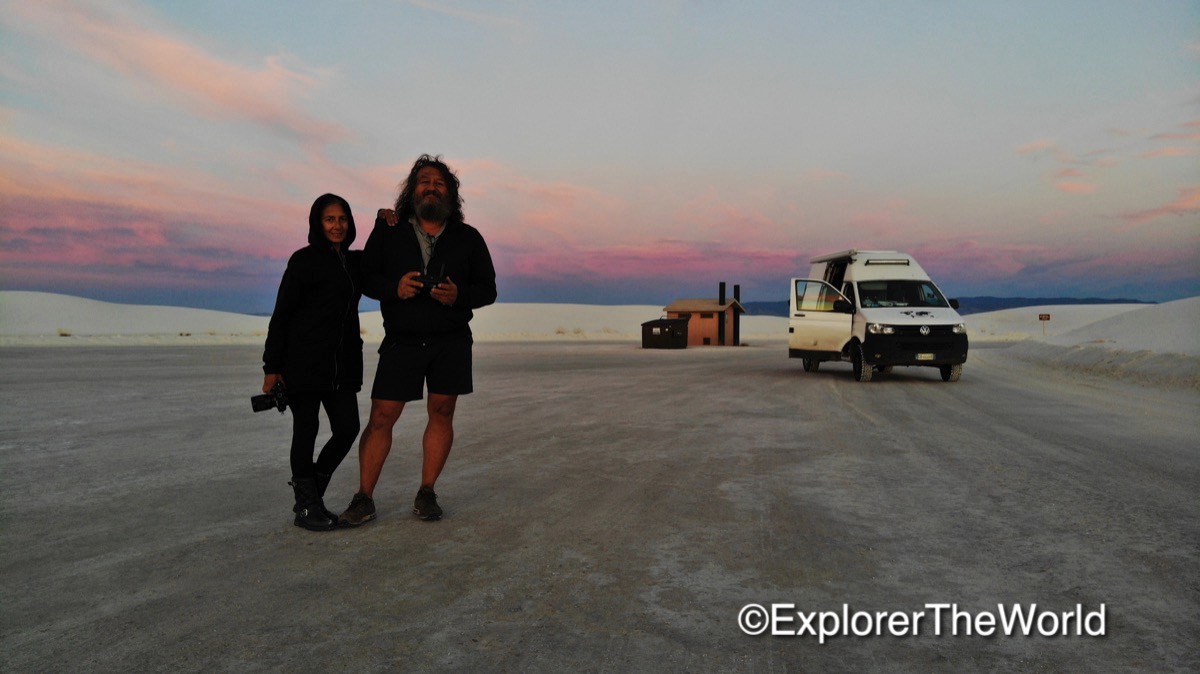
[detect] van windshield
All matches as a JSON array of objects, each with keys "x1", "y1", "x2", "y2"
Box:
[{"x1": 857, "y1": 281, "x2": 950, "y2": 308}]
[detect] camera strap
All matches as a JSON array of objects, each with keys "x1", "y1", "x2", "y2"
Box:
[{"x1": 411, "y1": 219, "x2": 443, "y2": 274}]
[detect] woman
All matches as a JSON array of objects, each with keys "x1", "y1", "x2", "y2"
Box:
[{"x1": 262, "y1": 193, "x2": 363, "y2": 531}]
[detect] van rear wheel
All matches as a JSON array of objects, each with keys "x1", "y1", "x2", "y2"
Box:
[
  {"x1": 852, "y1": 343, "x2": 873, "y2": 382},
  {"x1": 940, "y1": 363, "x2": 962, "y2": 382},
  {"x1": 802, "y1": 358, "x2": 820, "y2": 372}
]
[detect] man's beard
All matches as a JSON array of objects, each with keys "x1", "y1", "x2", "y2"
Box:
[{"x1": 415, "y1": 195, "x2": 450, "y2": 223}]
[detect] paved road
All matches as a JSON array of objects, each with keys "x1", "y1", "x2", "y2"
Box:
[{"x1": 1, "y1": 343, "x2": 1196, "y2": 672}]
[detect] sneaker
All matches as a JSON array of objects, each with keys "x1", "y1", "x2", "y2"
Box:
[
  {"x1": 413, "y1": 487, "x2": 442, "y2": 521},
  {"x1": 339, "y1": 492, "x2": 376, "y2": 527}
]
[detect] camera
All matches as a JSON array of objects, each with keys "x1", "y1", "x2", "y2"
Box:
[
  {"x1": 251, "y1": 381, "x2": 288, "y2": 414},
  {"x1": 415, "y1": 274, "x2": 445, "y2": 294}
]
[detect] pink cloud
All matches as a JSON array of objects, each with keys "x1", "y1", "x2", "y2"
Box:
[
  {"x1": 1149, "y1": 132, "x2": 1200, "y2": 141},
  {"x1": 1015, "y1": 138, "x2": 1102, "y2": 168},
  {"x1": 1064, "y1": 246, "x2": 1198, "y2": 277},
  {"x1": 1140, "y1": 147, "x2": 1200, "y2": 158},
  {"x1": 0, "y1": 134, "x2": 314, "y2": 284},
  {"x1": 454, "y1": 159, "x2": 803, "y2": 255},
  {"x1": 499, "y1": 239, "x2": 802, "y2": 284},
  {"x1": 1056, "y1": 168, "x2": 1085, "y2": 178},
  {"x1": 9, "y1": 0, "x2": 347, "y2": 147},
  {"x1": 456, "y1": 161, "x2": 629, "y2": 246},
  {"x1": 907, "y1": 237, "x2": 1200, "y2": 295},
  {"x1": 909, "y1": 240, "x2": 1051, "y2": 279},
  {"x1": 1122, "y1": 186, "x2": 1200, "y2": 226},
  {"x1": 1016, "y1": 138, "x2": 1058, "y2": 155},
  {"x1": 1055, "y1": 181, "x2": 1097, "y2": 194},
  {"x1": 0, "y1": 197, "x2": 262, "y2": 294}
]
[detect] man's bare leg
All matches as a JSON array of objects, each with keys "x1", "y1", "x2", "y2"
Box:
[
  {"x1": 358, "y1": 398, "x2": 405, "y2": 497},
  {"x1": 421, "y1": 393, "x2": 458, "y2": 489}
]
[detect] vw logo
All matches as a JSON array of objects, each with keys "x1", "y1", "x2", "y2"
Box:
[{"x1": 919, "y1": 325, "x2": 930, "y2": 336}]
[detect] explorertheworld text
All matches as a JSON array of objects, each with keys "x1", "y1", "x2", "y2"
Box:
[{"x1": 738, "y1": 603, "x2": 1107, "y2": 642}]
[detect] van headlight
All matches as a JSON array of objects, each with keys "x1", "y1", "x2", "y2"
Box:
[
  {"x1": 868, "y1": 323, "x2": 895, "y2": 335},
  {"x1": 952, "y1": 323, "x2": 967, "y2": 334}
]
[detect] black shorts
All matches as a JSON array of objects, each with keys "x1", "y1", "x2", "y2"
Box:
[{"x1": 371, "y1": 333, "x2": 473, "y2": 402}]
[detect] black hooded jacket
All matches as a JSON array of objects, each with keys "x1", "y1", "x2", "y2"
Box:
[{"x1": 262, "y1": 199, "x2": 363, "y2": 392}]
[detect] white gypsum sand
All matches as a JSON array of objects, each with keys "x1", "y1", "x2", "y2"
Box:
[{"x1": 1, "y1": 291, "x2": 1196, "y2": 385}]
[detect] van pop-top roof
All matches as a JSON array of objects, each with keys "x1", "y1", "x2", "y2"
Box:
[
  {"x1": 810, "y1": 249, "x2": 911, "y2": 264},
  {"x1": 808, "y1": 249, "x2": 932, "y2": 281}
]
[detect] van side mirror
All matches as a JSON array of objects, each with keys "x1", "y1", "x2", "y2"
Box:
[
  {"x1": 833, "y1": 299, "x2": 854, "y2": 313},
  {"x1": 949, "y1": 299, "x2": 960, "y2": 310}
]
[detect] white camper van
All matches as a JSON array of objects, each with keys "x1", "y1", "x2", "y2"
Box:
[{"x1": 788, "y1": 250, "x2": 968, "y2": 382}]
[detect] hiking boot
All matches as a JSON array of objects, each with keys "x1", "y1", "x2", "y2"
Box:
[
  {"x1": 413, "y1": 487, "x2": 442, "y2": 521},
  {"x1": 314, "y1": 469, "x2": 338, "y2": 522},
  {"x1": 290, "y1": 477, "x2": 337, "y2": 532},
  {"x1": 339, "y1": 492, "x2": 376, "y2": 527}
]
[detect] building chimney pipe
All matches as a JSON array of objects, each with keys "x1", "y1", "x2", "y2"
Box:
[
  {"x1": 734, "y1": 284, "x2": 740, "y2": 302},
  {"x1": 719, "y1": 282, "x2": 726, "y2": 306}
]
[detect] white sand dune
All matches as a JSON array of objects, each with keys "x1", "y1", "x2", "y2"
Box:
[
  {"x1": 965, "y1": 304, "x2": 1146, "y2": 343},
  {"x1": 0, "y1": 291, "x2": 788, "y2": 345},
  {"x1": 0, "y1": 291, "x2": 270, "y2": 344},
  {"x1": 964, "y1": 300, "x2": 1200, "y2": 356},
  {"x1": 963, "y1": 299, "x2": 1200, "y2": 387},
  {"x1": 1, "y1": 292, "x2": 1197, "y2": 384}
]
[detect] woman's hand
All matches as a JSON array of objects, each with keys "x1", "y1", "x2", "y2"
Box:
[{"x1": 263, "y1": 373, "x2": 283, "y2": 393}]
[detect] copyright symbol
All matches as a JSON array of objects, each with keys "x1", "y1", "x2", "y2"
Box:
[{"x1": 739, "y1": 603, "x2": 769, "y2": 635}]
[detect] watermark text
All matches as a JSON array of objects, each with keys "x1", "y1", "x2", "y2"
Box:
[{"x1": 738, "y1": 603, "x2": 1106, "y2": 642}]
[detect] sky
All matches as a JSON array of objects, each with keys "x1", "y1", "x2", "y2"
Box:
[{"x1": 1, "y1": 0, "x2": 1197, "y2": 314}]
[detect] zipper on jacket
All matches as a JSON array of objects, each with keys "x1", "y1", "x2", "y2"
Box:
[{"x1": 332, "y1": 246, "x2": 352, "y2": 391}]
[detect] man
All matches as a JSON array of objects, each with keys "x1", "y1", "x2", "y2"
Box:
[{"x1": 339, "y1": 154, "x2": 496, "y2": 524}]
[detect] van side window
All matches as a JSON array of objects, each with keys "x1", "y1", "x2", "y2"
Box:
[
  {"x1": 919, "y1": 283, "x2": 941, "y2": 305},
  {"x1": 795, "y1": 280, "x2": 844, "y2": 312}
]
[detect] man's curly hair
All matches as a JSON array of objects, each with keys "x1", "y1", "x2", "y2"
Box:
[{"x1": 394, "y1": 154, "x2": 464, "y2": 223}]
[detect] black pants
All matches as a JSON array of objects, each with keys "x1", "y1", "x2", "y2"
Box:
[{"x1": 288, "y1": 390, "x2": 360, "y2": 478}]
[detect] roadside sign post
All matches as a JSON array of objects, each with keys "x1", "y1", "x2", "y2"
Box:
[{"x1": 1039, "y1": 313, "x2": 1050, "y2": 336}]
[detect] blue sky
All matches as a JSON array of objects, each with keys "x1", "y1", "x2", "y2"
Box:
[{"x1": 1, "y1": 0, "x2": 1197, "y2": 313}]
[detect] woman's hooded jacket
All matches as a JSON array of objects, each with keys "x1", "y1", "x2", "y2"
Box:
[{"x1": 262, "y1": 194, "x2": 364, "y2": 392}]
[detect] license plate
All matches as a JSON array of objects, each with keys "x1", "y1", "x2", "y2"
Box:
[{"x1": 916, "y1": 353, "x2": 935, "y2": 361}]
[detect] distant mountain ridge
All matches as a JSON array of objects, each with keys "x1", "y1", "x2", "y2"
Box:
[{"x1": 741, "y1": 297, "x2": 1156, "y2": 317}]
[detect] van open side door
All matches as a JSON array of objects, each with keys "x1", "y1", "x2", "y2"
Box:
[{"x1": 788, "y1": 279, "x2": 854, "y2": 355}]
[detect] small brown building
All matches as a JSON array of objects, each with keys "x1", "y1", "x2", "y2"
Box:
[{"x1": 663, "y1": 290, "x2": 745, "y2": 347}]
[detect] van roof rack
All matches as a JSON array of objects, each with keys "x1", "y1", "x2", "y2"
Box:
[{"x1": 809, "y1": 249, "x2": 906, "y2": 264}]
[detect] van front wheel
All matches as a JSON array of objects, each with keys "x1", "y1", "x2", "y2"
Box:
[
  {"x1": 940, "y1": 363, "x2": 962, "y2": 382},
  {"x1": 852, "y1": 343, "x2": 873, "y2": 382}
]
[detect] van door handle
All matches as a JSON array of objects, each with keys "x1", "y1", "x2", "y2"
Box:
[{"x1": 794, "y1": 313, "x2": 805, "y2": 317}]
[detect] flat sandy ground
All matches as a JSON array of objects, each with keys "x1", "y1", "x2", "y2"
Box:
[{"x1": 1, "y1": 341, "x2": 1197, "y2": 672}]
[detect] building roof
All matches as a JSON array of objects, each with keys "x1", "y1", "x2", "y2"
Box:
[{"x1": 663, "y1": 298, "x2": 746, "y2": 314}]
